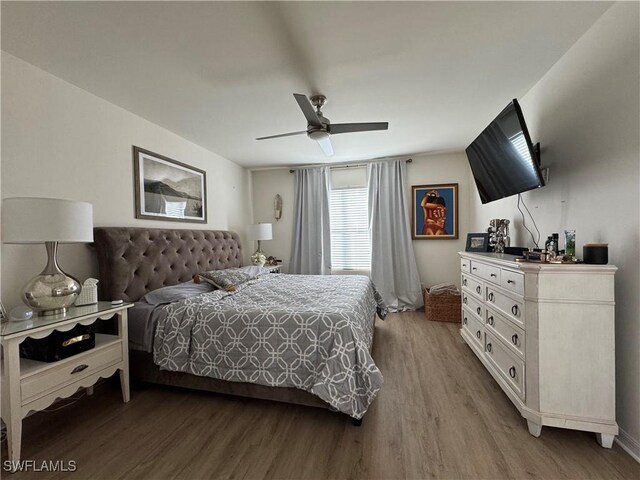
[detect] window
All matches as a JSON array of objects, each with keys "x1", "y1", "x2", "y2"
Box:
[{"x1": 330, "y1": 186, "x2": 371, "y2": 271}]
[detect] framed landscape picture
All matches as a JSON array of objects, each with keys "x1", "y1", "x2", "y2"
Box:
[
  {"x1": 133, "y1": 146, "x2": 207, "y2": 223},
  {"x1": 411, "y1": 183, "x2": 458, "y2": 240}
]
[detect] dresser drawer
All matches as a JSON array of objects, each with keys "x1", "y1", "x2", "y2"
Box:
[
  {"x1": 486, "y1": 286, "x2": 524, "y2": 327},
  {"x1": 462, "y1": 293, "x2": 484, "y2": 321},
  {"x1": 21, "y1": 341, "x2": 123, "y2": 402},
  {"x1": 486, "y1": 307, "x2": 525, "y2": 359},
  {"x1": 462, "y1": 309, "x2": 485, "y2": 349},
  {"x1": 471, "y1": 261, "x2": 501, "y2": 285},
  {"x1": 461, "y1": 273, "x2": 483, "y2": 300},
  {"x1": 460, "y1": 257, "x2": 471, "y2": 273},
  {"x1": 484, "y1": 331, "x2": 525, "y2": 401},
  {"x1": 501, "y1": 269, "x2": 524, "y2": 296}
]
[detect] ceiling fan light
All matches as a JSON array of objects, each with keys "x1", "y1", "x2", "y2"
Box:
[{"x1": 308, "y1": 130, "x2": 330, "y2": 141}]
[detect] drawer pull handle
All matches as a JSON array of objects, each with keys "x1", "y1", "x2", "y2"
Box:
[
  {"x1": 490, "y1": 273, "x2": 497, "y2": 278},
  {"x1": 488, "y1": 316, "x2": 494, "y2": 326},
  {"x1": 472, "y1": 267, "x2": 477, "y2": 271},
  {"x1": 488, "y1": 292, "x2": 494, "y2": 302},
  {"x1": 512, "y1": 305, "x2": 520, "y2": 316},
  {"x1": 62, "y1": 334, "x2": 90, "y2": 347},
  {"x1": 476, "y1": 286, "x2": 481, "y2": 294},
  {"x1": 71, "y1": 364, "x2": 89, "y2": 375},
  {"x1": 509, "y1": 366, "x2": 517, "y2": 379},
  {"x1": 507, "y1": 280, "x2": 515, "y2": 284},
  {"x1": 463, "y1": 279, "x2": 467, "y2": 286},
  {"x1": 476, "y1": 331, "x2": 481, "y2": 339},
  {"x1": 463, "y1": 297, "x2": 467, "y2": 304},
  {"x1": 476, "y1": 307, "x2": 481, "y2": 315},
  {"x1": 511, "y1": 334, "x2": 519, "y2": 346},
  {"x1": 463, "y1": 317, "x2": 468, "y2": 325},
  {"x1": 486, "y1": 343, "x2": 492, "y2": 353}
]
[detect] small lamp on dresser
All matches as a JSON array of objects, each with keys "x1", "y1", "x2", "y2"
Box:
[{"x1": 1, "y1": 197, "x2": 93, "y2": 315}]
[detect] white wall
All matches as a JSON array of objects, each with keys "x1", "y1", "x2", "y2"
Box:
[
  {"x1": 251, "y1": 151, "x2": 471, "y2": 288},
  {"x1": 250, "y1": 168, "x2": 295, "y2": 272},
  {"x1": 468, "y1": 3, "x2": 640, "y2": 456},
  {"x1": 1, "y1": 52, "x2": 252, "y2": 310}
]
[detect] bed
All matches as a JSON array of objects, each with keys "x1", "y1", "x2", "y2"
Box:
[{"x1": 93, "y1": 227, "x2": 385, "y2": 422}]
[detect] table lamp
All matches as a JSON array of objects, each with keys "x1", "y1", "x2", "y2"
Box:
[
  {"x1": 247, "y1": 223, "x2": 272, "y2": 265},
  {"x1": 2, "y1": 197, "x2": 94, "y2": 315}
]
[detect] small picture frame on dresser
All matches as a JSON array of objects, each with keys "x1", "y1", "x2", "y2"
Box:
[{"x1": 465, "y1": 233, "x2": 490, "y2": 252}]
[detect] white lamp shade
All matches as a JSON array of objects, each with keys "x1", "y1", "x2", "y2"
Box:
[
  {"x1": 2, "y1": 197, "x2": 94, "y2": 244},
  {"x1": 247, "y1": 223, "x2": 273, "y2": 241}
]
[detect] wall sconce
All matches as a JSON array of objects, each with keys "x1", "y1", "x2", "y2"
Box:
[{"x1": 274, "y1": 194, "x2": 282, "y2": 221}]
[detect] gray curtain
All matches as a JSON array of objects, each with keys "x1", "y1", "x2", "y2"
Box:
[
  {"x1": 368, "y1": 160, "x2": 423, "y2": 311},
  {"x1": 289, "y1": 167, "x2": 332, "y2": 274}
]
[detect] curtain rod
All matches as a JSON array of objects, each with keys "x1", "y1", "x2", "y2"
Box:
[{"x1": 289, "y1": 158, "x2": 412, "y2": 173}]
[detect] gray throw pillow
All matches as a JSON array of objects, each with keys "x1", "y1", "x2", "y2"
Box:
[{"x1": 196, "y1": 268, "x2": 252, "y2": 292}]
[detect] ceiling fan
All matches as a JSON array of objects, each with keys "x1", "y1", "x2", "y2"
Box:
[{"x1": 256, "y1": 93, "x2": 389, "y2": 156}]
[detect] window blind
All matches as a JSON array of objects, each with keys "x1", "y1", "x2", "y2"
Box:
[{"x1": 330, "y1": 186, "x2": 371, "y2": 270}]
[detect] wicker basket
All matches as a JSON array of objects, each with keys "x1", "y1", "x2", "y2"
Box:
[{"x1": 424, "y1": 288, "x2": 461, "y2": 323}]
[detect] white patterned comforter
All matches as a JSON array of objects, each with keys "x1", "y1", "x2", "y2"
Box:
[{"x1": 153, "y1": 274, "x2": 387, "y2": 419}]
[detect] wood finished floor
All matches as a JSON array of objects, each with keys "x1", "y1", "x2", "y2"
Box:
[{"x1": 3, "y1": 312, "x2": 638, "y2": 480}]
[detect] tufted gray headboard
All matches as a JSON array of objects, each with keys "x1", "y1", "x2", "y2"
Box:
[{"x1": 93, "y1": 227, "x2": 243, "y2": 302}]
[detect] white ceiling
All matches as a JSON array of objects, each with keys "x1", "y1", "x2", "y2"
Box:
[{"x1": 1, "y1": 1, "x2": 610, "y2": 168}]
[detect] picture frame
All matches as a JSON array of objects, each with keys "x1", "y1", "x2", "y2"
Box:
[
  {"x1": 411, "y1": 183, "x2": 458, "y2": 239},
  {"x1": 465, "y1": 233, "x2": 490, "y2": 252},
  {"x1": 133, "y1": 146, "x2": 207, "y2": 223}
]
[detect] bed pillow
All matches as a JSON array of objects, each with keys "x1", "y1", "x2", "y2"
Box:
[
  {"x1": 239, "y1": 265, "x2": 272, "y2": 277},
  {"x1": 141, "y1": 281, "x2": 213, "y2": 305},
  {"x1": 196, "y1": 268, "x2": 252, "y2": 292}
]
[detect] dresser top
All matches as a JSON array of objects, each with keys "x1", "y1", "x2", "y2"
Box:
[{"x1": 459, "y1": 251, "x2": 617, "y2": 273}]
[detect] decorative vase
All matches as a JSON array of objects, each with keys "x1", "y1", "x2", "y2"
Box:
[{"x1": 564, "y1": 230, "x2": 576, "y2": 257}]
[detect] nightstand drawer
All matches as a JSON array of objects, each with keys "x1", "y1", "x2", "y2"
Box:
[{"x1": 21, "y1": 339, "x2": 122, "y2": 402}]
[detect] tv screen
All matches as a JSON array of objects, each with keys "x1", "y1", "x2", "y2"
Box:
[{"x1": 465, "y1": 99, "x2": 545, "y2": 204}]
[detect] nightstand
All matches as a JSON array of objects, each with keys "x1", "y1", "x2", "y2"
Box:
[
  {"x1": 265, "y1": 264, "x2": 283, "y2": 273},
  {"x1": 0, "y1": 302, "x2": 132, "y2": 464}
]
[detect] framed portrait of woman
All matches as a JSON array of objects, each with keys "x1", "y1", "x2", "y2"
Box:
[{"x1": 411, "y1": 183, "x2": 458, "y2": 240}]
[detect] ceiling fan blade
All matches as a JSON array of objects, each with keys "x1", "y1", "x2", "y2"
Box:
[
  {"x1": 329, "y1": 122, "x2": 389, "y2": 134},
  {"x1": 293, "y1": 93, "x2": 322, "y2": 128},
  {"x1": 316, "y1": 136, "x2": 334, "y2": 156},
  {"x1": 256, "y1": 130, "x2": 307, "y2": 141}
]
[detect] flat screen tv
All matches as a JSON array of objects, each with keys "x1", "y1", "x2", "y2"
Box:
[{"x1": 466, "y1": 99, "x2": 545, "y2": 204}]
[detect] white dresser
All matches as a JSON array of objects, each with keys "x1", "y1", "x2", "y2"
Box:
[{"x1": 459, "y1": 252, "x2": 618, "y2": 447}]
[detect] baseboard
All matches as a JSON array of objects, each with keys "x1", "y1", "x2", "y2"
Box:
[{"x1": 615, "y1": 427, "x2": 640, "y2": 463}]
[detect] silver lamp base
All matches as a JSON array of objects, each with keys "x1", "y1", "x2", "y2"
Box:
[
  {"x1": 250, "y1": 240, "x2": 266, "y2": 266},
  {"x1": 22, "y1": 242, "x2": 81, "y2": 316}
]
